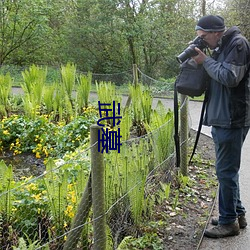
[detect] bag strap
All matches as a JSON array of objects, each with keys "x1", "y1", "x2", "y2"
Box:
[
  {"x1": 174, "y1": 81, "x2": 208, "y2": 167},
  {"x1": 174, "y1": 80, "x2": 180, "y2": 168},
  {"x1": 174, "y1": 48, "x2": 210, "y2": 167},
  {"x1": 188, "y1": 91, "x2": 208, "y2": 164}
]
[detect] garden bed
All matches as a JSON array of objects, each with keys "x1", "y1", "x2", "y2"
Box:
[{"x1": 0, "y1": 130, "x2": 217, "y2": 250}]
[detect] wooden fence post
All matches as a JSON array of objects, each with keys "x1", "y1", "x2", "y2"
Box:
[
  {"x1": 91, "y1": 124, "x2": 106, "y2": 250},
  {"x1": 63, "y1": 175, "x2": 92, "y2": 250},
  {"x1": 133, "y1": 63, "x2": 138, "y2": 86},
  {"x1": 63, "y1": 124, "x2": 106, "y2": 249},
  {"x1": 124, "y1": 64, "x2": 138, "y2": 111}
]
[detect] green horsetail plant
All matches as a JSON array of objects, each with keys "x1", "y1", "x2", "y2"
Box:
[
  {"x1": 61, "y1": 63, "x2": 76, "y2": 103},
  {"x1": 141, "y1": 89, "x2": 153, "y2": 124},
  {"x1": 43, "y1": 84, "x2": 56, "y2": 114},
  {"x1": 43, "y1": 159, "x2": 69, "y2": 236},
  {"x1": 104, "y1": 113, "x2": 132, "y2": 209},
  {"x1": 126, "y1": 140, "x2": 151, "y2": 225},
  {"x1": 0, "y1": 161, "x2": 14, "y2": 223},
  {"x1": 22, "y1": 96, "x2": 35, "y2": 119},
  {"x1": 53, "y1": 83, "x2": 65, "y2": 122},
  {"x1": 21, "y1": 65, "x2": 47, "y2": 118},
  {"x1": 96, "y1": 81, "x2": 122, "y2": 105},
  {"x1": 144, "y1": 100, "x2": 174, "y2": 164},
  {"x1": 22, "y1": 65, "x2": 47, "y2": 96},
  {"x1": 0, "y1": 73, "x2": 12, "y2": 117},
  {"x1": 129, "y1": 84, "x2": 152, "y2": 134},
  {"x1": 76, "y1": 72, "x2": 92, "y2": 112},
  {"x1": 105, "y1": 137, "x2": 152, "y2": 226},
  {"x1": 129, "y1": 83, "x2": 143, "y2": 125},
  {"x1": 96, "y1": 81, "x2": 122, "y2": 127},
  {"x1": 119, "y1": 108, "x2": 132, "y2": 141},
  {"x1": 63, "y1": 93, "x2": 74, "y2": 122},
  {"x1": 52, "y1": 82, "x2": 73, "y2": 122},
  {"x1": 43, "y1": 157, "x2": 91, "y2": 248}
]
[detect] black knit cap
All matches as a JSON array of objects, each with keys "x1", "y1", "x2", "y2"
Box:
[{"x1": 195, "y1": 15, "x2": 225, "y2": 32}]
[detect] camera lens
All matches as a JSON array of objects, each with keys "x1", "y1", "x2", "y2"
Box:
[
  {"x1": 176, "y1": 45, "x2": 198, "y2": 63},
  {"x1": 176, "y1": 37, "x2": 208, "y2": 63}
]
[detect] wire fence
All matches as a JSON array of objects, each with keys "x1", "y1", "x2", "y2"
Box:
[
  {"x1": 0, "y1": 66, "x2": 190, "y2": 249},
  {"x1": 0, "y1": 128, "x2": 178, "y2": 249},
  {"x1": 0, "y1": 64, "x2": 175, "y2": 97}
]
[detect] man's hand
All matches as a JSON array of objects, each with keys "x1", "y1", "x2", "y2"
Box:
[{"x1": 192, "y1": 47, "x2": 207, "y2": 64}]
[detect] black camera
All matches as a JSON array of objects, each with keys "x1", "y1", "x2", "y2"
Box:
[{"x1": 176, "y1": 36, "x2": 208, "y2": 64}]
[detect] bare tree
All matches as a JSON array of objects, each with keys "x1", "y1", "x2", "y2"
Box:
[{"x1": 0, "y1": 0, "x2": 48, "y2": 65}]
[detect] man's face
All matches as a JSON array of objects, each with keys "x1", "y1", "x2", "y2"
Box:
[{"x1": 196, "y1": 30, "x2": 221, "y2": 49}]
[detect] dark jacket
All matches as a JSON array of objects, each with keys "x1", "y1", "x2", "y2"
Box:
[{"x1": 203, "y1": 26, "x2": 250, "y2": 128}]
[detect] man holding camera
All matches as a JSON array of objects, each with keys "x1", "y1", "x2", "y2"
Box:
[{"x1": 192, "y1": 15, "x2": 250, "y2": 238}]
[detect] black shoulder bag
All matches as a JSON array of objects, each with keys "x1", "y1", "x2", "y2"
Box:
[
  {"x1": 174, "y1": 58, "x2": 210, "y2": 168},
  {"x1": 175, "y1": 58, "x2": 208, "y2": 97}
]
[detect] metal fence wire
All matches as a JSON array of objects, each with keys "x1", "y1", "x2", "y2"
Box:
[{"x1": 0, "y1": 67, "x2": 190, "y2": 249}]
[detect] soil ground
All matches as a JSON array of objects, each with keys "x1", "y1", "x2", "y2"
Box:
[{"x1": 159, "y1": 130, "x2": 217, "y2": 250}]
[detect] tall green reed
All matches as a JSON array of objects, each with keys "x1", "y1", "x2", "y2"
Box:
[
  {"x1": 61, "y1": 63, "x2": 76, "y2": 103},
  {"x1": 105, "y1": 138, "x2": 152, "y2": 225},
  {"x1": 52, "y1": 82, "x2": 73, "y2": 122},
  {"x1": 0, "y1": 161, "x2": 14, "y2": 222},
  {"x1": 43, "y1": 159, "x2": 68, "y2": 231},
  {"x1": 76, "y1": 72, "x2": 92, "y2": 112},
  {"x1": 21, "y1": 65, "x2": 47, "y2": 118},
  {"x1": 0, "y1": 73, "x2": 12, "y2": 117},
  {"x1": 145, "y1": 100, "x2": 174, "y2": 164},
  {"x1": 43, "y1": 84, "x2": 56, "y2": 114},
  {"x1": 96, "y1": 81, "x2": 121, "y2": 105},
  {"x1": 96, "y1": 81, "x2": 122, "y2": 127},
  {"x1": 43, "y1": 158, "x2": 89, "y2": 235},
  {"x1": 129, "y1": 83, "x2": 152, "y2": 134}
]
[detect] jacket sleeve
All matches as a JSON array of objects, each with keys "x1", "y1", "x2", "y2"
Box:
[{"x1": 203, "y1": 37, "x2": 250, "y2": 87}]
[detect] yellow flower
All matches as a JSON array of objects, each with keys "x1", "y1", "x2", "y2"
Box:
[
  {"x1": 3, "y1": 130, "x2": 9, "y2": 135},
  {"x1": 36, "y1": 152, "x2": 41, "y2": 159},
  {"x1": 14, "y1": 149, "x2": 22, "y2": 155},
  {"x1": 32, "y1": 193, "x2": 42, "y2": 201},
  {"x1": 65, "y1": 205, "x2": 74, "y2": 218},
  {"x1": 43, "y1": 147, "x2": 49, "y2": 157},
  {"x1": 26, "y1": 183, "x2": 37, "y2": 191},
  {"x1": 71, "y1": 195, "x2": 76, "y2": 204},
  {"x1": 21, "y1": 176, "x2": 32, "y2": 181}
]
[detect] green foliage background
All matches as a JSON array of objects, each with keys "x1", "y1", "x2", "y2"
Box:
[{"x1": 0, "y1": 0, "x2": 247, "y2": 80}]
